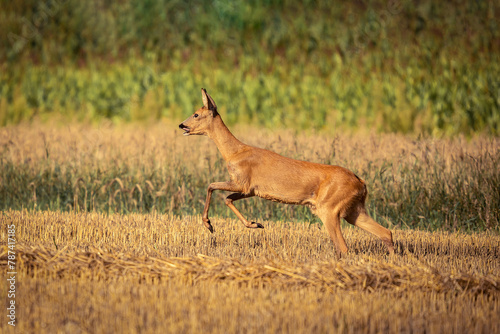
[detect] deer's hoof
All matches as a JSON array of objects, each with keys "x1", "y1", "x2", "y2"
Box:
[
  {"x1": 203, "y1": 220, "x2": 214, "y2": 233},
  {"x1": 383, "y1": 239, "x2": 395, "y2": 255},
  {"x1": 250, "y1": 222, "x2": 264, "y2": 229}
]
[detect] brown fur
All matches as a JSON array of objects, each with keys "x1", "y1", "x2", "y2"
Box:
[{"x1": 179, "y1": 89, "x2": 394, "y2": 255}]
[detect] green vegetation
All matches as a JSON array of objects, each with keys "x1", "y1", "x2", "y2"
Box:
[{"x1": 1, "y1": 0, "x2": 499, "y2": 135}]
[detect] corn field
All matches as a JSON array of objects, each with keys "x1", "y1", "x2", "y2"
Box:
[{"x1": 1, "y1": 0, "x2": 499, "y2": 135}]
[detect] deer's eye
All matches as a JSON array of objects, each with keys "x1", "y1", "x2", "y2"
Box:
[{"x1": 194, "y1": 113, "x2": 199, "y2": 118}]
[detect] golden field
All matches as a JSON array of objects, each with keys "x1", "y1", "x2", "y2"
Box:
[
  {"x1": 0, "y1": 210, "x2": 499, "y2": 333},
  {"x1": 1, "y1": 121, "x2": 498, "y2": 230},
  {"x1": 0, "y1": 122, "x2": 499, "y2": 333}
]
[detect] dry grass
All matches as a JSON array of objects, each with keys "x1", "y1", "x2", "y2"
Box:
[
  {"x1": 1, "y1": 121, "x2": 499, "y2": 230},
  {"x1": 1, "y1": 120, "x2": 496, "y2": 171},
  {"x1": 1, "y1": 122, "x2": 499, "y2": 332},
  {"x1": 1, "y1": 210, "x2": 499, "y2": 333}
]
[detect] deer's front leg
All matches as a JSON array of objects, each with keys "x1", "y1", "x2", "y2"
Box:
[
  {"x1": 225, "y1": 192, "x2": 263, "y2": 229},
  {"x1": 202, "y1": 181, "x2": 242, "y2": 233}
]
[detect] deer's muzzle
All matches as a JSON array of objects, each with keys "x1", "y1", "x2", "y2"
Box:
[{"x1": 179, "y1": 123, "x2": 190, "y2": 135}]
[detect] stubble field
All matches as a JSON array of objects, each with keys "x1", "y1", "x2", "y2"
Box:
[
  {"x1": 1, "y1": 210, "x2": 499, "y2": 333},
  {"x1": 1, "y1": 122, "x2": 499, "y2": 333}
]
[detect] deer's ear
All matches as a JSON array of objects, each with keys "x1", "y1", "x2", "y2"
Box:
[
  {"x1": 201, "y1": 88, "x2": 209, "y2": 108},
  {"x1": 201, "y1": 88, "x2": 218, "y2": 116}
]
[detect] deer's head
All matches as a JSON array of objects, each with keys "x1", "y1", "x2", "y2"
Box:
[{"x1": 179, "y1": 88, "x2": 219, "y2": 136}]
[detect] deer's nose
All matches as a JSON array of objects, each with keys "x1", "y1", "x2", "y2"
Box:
[{"x1": 179, "y1": 123, "x2": 187, "y2": 129}]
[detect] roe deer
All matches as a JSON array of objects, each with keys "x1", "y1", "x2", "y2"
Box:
[{"x1": 179, "y1": 88, "x2": 394, "y2": 255}]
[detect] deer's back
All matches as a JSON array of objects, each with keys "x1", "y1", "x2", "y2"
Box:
[{"x1": 228, "y1": 146, "x2": 365, "y2": 207}]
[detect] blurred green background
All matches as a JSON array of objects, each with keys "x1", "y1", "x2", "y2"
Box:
[{"x1": 1, "y1": 0, "x2": 499, "y2": 134}]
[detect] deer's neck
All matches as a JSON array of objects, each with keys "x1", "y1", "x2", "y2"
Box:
[{"x1": 208, "y1": 116, "x2": 245, "y2": 161}]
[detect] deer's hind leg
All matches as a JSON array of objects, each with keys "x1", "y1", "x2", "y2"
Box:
[
  {"x1": 225, "y1": 193, "x2": 263, "y2": 229},
  {"x1": 345, "y1": 207, "x2": 394, "y2": 254},
  {"x1": 317, "y1": 209, "x2": 348, "y2": 257}
]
